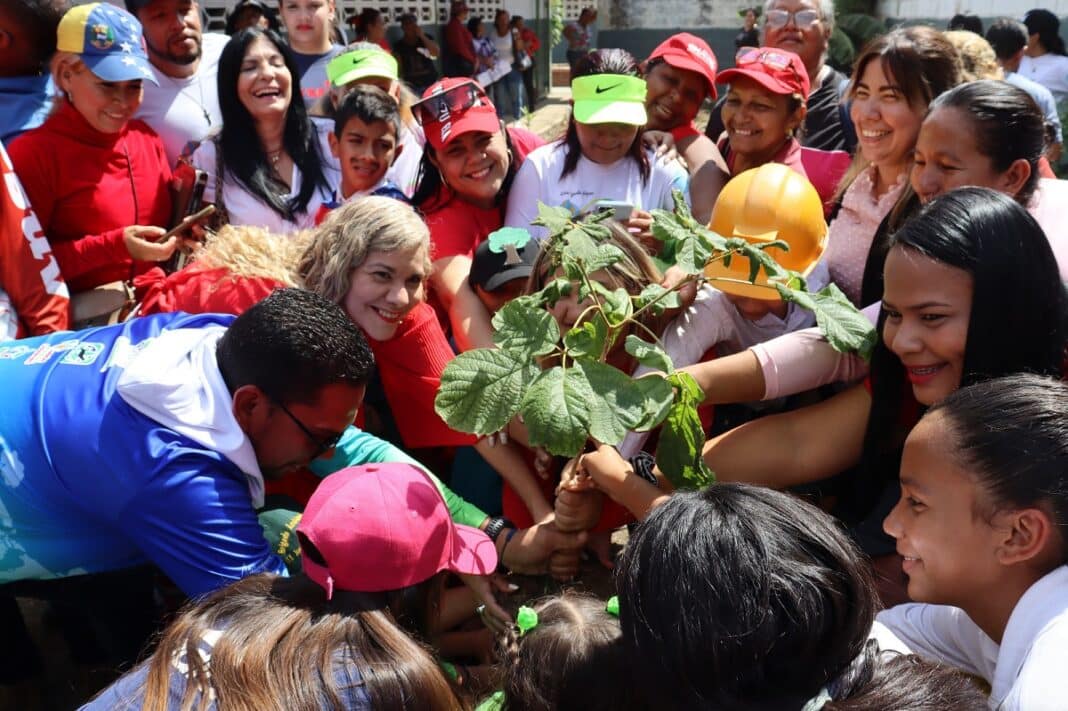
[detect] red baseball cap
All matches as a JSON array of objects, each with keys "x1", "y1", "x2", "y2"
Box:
[
  {"x1": 297, "y1": 463, "x2": 498, "y2": 597},
  {"x1": 415, "y1": 77, "x2": 501, "y2": 151},
  {"x1": 717, "y1": 46, "x2": 811, "y2": 99},
  {"x1": 648, "y1": 33, "x2": 720, "y2": 98}
]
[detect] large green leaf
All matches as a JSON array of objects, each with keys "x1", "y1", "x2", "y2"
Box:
[
  {"x1": 624, "y1": 334, "x2": 674, "y2": 373},
  {"x1": 518, "y1": 366, "x2": 593, "y2": 456},
  {"x1": 576, "y1": 360, "x2": 674, "y2": 442},
  {"x1": 634, "y1": 283, "x2": 681, "y2": 315},
  {"x1": 778, "y1": 283, "x2": 878, "y2": 360},
  {"x1": 564, "y1": 315, "x2": 608, "y2": 360},
  {"x1": 491, "y1": 297, "x2": 560, "y2": 357},
  {"x1": 656, "y1": 372, "x2": 716, "y2": 489},
  {"x1": 435, "y1": 349, "x2": 540, "y2": 435},
  {"x1": 531, "y1": 201, "x2": 573, "y2": 235}
]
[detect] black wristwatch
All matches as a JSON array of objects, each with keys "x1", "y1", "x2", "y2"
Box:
[{"x1": 483, "y1": 516, "x2": 515, "y2": 543}]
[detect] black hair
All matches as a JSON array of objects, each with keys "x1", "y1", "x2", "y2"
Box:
[
  {"x1": 216, "y1": 288, "x2": 375, "y2": 405},
  {"x1": 826, "y1": 652, "x2": 989, "y2": 710},
  {"x1": 947, "y1": 13, "x2": 983, "y2": 34},
  {"x1": 351, "y1": 7, "x2": 381, "y2": 38},
  {"x1": 927, "y1": 374, "x2": 1068, "y2": 557},
  {"x1": 332, "y1": 84, "x2": 401, "y2": 140},
  {"x1": 216, "y1": 27, "x2": 331, "y2": 222},
  {"x1": 1024, "y1": 9, "x2": 1067, "y2": 56},
  {"x1": 615, "y1": 484, "x2": 878, "y2": 709},
  {"x1": 985, "y1": 18, "x2": 1029, "y2": 60},
  {"x1": 7, "y1": 0, "x2": 68, "y2": 72},
  {"x1": 928, "y1": 80, "x2": 1046, "y2": 205},
  {"x1": 849, "y1": 26, "x2": 961, "y2": 110},
  {"x1": 854, "y1": 188, "x2": 1068, "y2": 519},
  {"x1": 466, "y1": 15, "x2": 482, "y2": 35},
  {"x1": 411, "y1": 113, "x2": 520, "y2": 212},
  {"x1": 495, "y1": 592, "x2": 635, "y2": 711},
  {"x1": 225, "y1": 0, "x2": 280, "y2": 35},
  {"x1": 564, "y1": 49, "x2": 650, "y2": 184}
]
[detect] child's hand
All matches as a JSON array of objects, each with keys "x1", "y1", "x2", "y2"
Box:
[
  {"x1": 576, "y1": 444, "x2": 633, "y2": 499},
  {"x1": 458, "y1": 572, "x2": 514, "y2": 635},
  {"x1": 554, "y1": 486, "x2": 603, "y2": 532}
]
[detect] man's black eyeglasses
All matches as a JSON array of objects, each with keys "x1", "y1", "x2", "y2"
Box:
[{"x1": 274, "y1": 399, "x2": 346, "y2": 460}]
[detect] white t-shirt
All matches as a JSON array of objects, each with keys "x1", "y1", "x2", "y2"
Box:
[
  {"x1": 876, "y1": 566, "x2": 1068, "y2": 710},
  {"x1": 313, "y1": 116, "x2": 424, "y2": 198},
  {"x1": 1018, "y1": 53, "x2": 1068, "y2": 107},
  {"x1": 492, "y1": 29, "x2": 515, "y2": 66},
  {"x1": 135, "y1": 33, "x2": 227, "y2": 166},
  {"x1": 504, "y1": 140, "x2": 689, "y2": 239},
  {"x1": 190, "y1": 138, "x2": 332, "y2": 234},
  {"x1": 618, "y1": 265, "x2": 826, "y2": 458}
]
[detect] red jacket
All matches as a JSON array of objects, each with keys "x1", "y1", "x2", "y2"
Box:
[
  {"x1": 8, "y1": 100, "x2": 174, "y2": 293},
  {"x1": 445, "y1": 16, "x2": 476, "y2": 64},
  {"x1": 0, "y1": 143, "x2": 70, "y2": 336}
]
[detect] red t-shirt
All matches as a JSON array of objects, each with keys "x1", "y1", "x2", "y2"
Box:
[
  {"x1": 422, "y1": 126, "x2": 544, "y2": 261},
  {"x1": 670, "y1": 122, "x2": 701, "y2": 142},
  {"x1": 8, "y1": 101, "x2": 173, "y2": 293}
]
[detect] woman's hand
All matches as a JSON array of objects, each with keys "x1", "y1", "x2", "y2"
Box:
[
  {"x1": 623, "y1": 209, "x2": 659, "y2": 255},
  {"x1": 641, "y1": 130, "x2": 679, "y2": 165},
  {"x1": 123, "y1": 226, "x2": 178, "y2": 262}
]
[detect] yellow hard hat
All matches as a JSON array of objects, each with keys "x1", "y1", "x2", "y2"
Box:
[{"x1": 705, "y1": 163, "x2": 828, "y2": 300}]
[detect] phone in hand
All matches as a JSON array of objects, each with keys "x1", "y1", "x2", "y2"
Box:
[
  {"x1": 161, "y1": 205, "x2": 216, "y2": 273},
  {"x1": 596, "y1": 200, "x2": 635, "y2": 222}
]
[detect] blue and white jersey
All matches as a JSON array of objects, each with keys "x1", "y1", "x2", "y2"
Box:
[{"x1": 0, "y1": 312, "x2": 287, "y2": 596}]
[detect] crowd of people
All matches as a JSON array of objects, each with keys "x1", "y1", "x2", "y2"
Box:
[{"x1": 1, "y1": 0, "x2": 1067, "y2": 708}]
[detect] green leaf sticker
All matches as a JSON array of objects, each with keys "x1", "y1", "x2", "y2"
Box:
[
  {"x1": 435, "y1": 349, "x2": 540, "y2": 435},
  {"x1": 491, "y1": 297, "x2": 560, "y2": 357},
  {"x1": 624, "y1": 335, "x2": 674, "y2": 373},
  {"x1": 777, "y1": 282, "x2": 878, "y2": 361},
  {"x1": 487, "y1": 227, "x2": 532, "y2": 266}
]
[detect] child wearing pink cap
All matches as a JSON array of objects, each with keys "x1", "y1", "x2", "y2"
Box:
[{"x1": 83, "y1": 462, "x2": 493, "y2": 710}]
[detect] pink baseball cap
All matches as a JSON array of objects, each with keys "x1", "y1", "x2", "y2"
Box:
[
  {"x1": 297, "y1": 463, "x2": 498, "y2": 597},
  {"x1": 717, "y1": 46, "x2": 811, "y2": 99},
  {"x1": 648, "y1": 33, "x2": 720, "y2": 98},
  {"x1": 414, "y1": 77, "x2": 501, "y2": 151}
]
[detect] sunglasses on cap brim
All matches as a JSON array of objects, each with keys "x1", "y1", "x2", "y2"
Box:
[{"x1": 412, "y1": 80, "x2": 491, "y2": 126}]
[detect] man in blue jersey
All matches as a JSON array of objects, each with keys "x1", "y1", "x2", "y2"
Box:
[{"x1": 0, "y1": 289, "x2": 372, "y2": 685}]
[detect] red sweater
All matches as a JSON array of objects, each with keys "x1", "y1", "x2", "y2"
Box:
[
  {"x1": 8, "y1": 101, "x2": 174, "y2": 292},
  {"x1": 445, "y1": 16, "x2": 476, "y2": 64}
]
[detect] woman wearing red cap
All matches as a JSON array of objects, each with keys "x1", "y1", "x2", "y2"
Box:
[
  {"x1": 410, "y1": 78, "x2": 543, "y2": 351},
  {"x1": 642, "y1": 33, "x2": 730, "y2": 224},
  {"x1": 83, "y1": 463, "x2": 487, "y2": 710}
]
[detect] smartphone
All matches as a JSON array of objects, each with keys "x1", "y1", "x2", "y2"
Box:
[
  {"x1": 596, "y1": 200, "x2": 635, "y2": 222},
  {"x1": 161, "y1": 205, "x2": 216, "y2": 273}
]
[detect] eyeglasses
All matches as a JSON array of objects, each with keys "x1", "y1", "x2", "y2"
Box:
[
  {"x1": 736, "y1": 46, "x2": 798, "y2": 70},
  {"x1": 412, "y1": 80, "x2": 489, "y2": 126},
  {"x1": 273, "y1": 398, "x2": 346, "y2": 460},
  {"x1": 765, "y1": 8, "x2": 821, "y2": 28}
]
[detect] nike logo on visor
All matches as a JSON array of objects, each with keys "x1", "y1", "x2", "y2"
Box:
[{"x1": 595, "y1": 83, "x2": 621, "y2": 94}]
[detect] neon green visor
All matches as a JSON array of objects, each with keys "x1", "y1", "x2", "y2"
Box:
[
  {"x1": 571, "y1": 74, "x2": 648, "y2": 126},
  {"x1": 327, "y1": 49, "x2": 398, "y2": 86}
]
